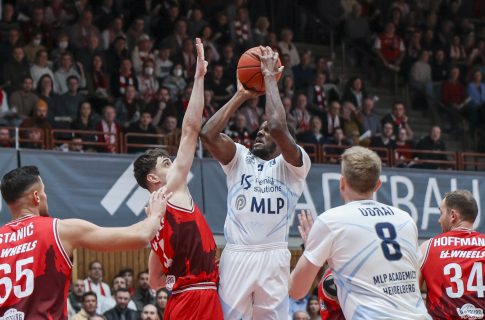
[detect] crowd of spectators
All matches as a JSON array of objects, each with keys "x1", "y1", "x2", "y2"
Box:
[
  {"x1": 0, "y1": 0, "x2": 482, "y2": 166},
  {"x1": 339, "y1": 0, "x2": 485, "y2": 150},
  {"x1": 69, "y1": 261, "x2": 167, "y2": 320}
]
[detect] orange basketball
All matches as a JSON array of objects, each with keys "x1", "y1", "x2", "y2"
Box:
[{"x1": 237, "y1": 47, "x2": 282, "y2": 92}]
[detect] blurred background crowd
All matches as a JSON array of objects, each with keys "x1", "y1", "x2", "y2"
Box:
[{"x1": 0, "y1": 0, "x2": 483, "y2": 170}]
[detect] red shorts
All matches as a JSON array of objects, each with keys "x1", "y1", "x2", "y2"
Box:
[{"x1": 164, "y1": 289, "x2": 223, "y2": 320}]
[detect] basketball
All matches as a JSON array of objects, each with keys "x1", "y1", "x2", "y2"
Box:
[{"x1": 237, "y1": 47, "x2": 282, "y2": 92}]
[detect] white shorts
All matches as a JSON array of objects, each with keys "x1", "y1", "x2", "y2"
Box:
[{"x1": 218, "y1": 242, "x2": 290, "y2": 320}]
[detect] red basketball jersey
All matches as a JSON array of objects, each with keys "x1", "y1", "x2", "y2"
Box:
[
  {"x1": 150, "y1": 202, "x2": 219, "y2": 292},
  {"x1": 421, "y1": 228, "x2": 485, "y2": 319},
  {"x1": 318, "y1": 270, "x2": 345, "y2": 320},
  {"x1": 0, "y1": 215, "x2": 72, "y2": 319}
]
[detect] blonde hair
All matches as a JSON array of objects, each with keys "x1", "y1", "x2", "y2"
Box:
[{"x1": 341, "y1": 146, "x2": 381, "y2": 194}]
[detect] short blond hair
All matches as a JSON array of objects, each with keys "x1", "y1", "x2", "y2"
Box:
[{"x1": 341, "y1": 146, "x2": 381, "y2": 194}]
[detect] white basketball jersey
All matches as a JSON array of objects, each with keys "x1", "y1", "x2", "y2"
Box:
[
  {"x1": 221, "y1": 143, "x2": 311, "y2": 245},
  {"x1": 304, "y1": 200, "x2": 431, "y2": 320}
]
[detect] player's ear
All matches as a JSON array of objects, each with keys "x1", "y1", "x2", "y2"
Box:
[
  {"x1": 339, "y1": 176, "x2": 345, "y2": 192},
  {"x1": 373, "y1": 179, "x2": 382, "y2": 193},
  {"x1": 147, "y1": 173, "x2": 160, "y2": 185},
  {"x1": 32, "y1": 190, "x2": 40, "y2": 205},
  {"x1": 449, "y1": 209, "x2": 459, "y2": 224}
]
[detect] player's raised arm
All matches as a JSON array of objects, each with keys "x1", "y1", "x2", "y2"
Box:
[
  {"x1": 164, "y1": 38, "x2": 207, "y2": 192},
  {"x1": 59, "y1": 188, "x2": 171, "y2": 255},
  {"x1": 200, "y1": 78, "x2": 260, "y2": 165},
  {"x1": 260, "y1": 46, "x2": 302, "y2": 167}
]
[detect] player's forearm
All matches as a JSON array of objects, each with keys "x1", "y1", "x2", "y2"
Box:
[
  {"x1": 181, "y1": 76, "x2": 205, "y2": 134},
  {"x1": 263, "y1": 75, "x2": 287, "y2": 130},
  {"x1": 128, "y1": 216, "x2": 160, "y2": 245},
  {"x1": 200, "y1": 91, "x2": 247, "y2": 140}
]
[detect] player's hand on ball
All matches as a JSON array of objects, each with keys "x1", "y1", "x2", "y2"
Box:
[
  {"x1": 259, "y1": 46, "x2": 284, "y2": 77},
  {"x1": 194, "y1": 38, "x2": 208, "y2": 78},
  {"x1": 237, "y1": 75, "x2": 263, "y2": 99},
  {"x1": 298, "y1": 210, "x2": 314, "y2": 246},
  {"x1": 146, "y1": 186, "x2": 173, "y2": 219}
]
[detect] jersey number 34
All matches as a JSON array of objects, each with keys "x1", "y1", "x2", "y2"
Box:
[{"x1": 444, "y1": 262, "x2": 484, "y2": 298}]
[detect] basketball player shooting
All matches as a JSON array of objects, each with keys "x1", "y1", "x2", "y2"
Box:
[
  {"x1": 201, "y1": 46, "x2": 311, "y2": 319},
  {"x1": 0, "y1": 166, "x2": 170, "y2": 319},
  {"x1": 132, "y1": 38, "x2": 223, "y2": 319}
]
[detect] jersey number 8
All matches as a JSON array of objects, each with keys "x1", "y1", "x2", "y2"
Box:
[
  {"x1": 0, "y1": 257, "x2": 34, "y2": 304},
  {"x1": 375, "y1": 223, "x2": 403, "y2": 261}
]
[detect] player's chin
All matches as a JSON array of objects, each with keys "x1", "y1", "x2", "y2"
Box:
[{"x1": 251, "y1": 144, "x2": 265, "y2": 155}]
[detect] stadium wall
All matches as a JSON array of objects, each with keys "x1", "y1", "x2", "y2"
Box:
[{"x1": 0, "y1": 149, "x2": 483, "y2": 280}]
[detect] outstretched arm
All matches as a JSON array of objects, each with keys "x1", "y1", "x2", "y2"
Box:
[
  {"x1": 59, "y1": 188, "x2": 171, "y2": 256},
  {"x1": 165, "y1": 38, "x2": 207, "y2": 192},
  {"x1": 260, "y1": 46, "x2": 302, "y2": 167},
  {"x1": 200, "y1": 79, "x2": 260, "y2": 165}
]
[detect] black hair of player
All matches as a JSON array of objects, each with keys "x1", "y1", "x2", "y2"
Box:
[
  {"x1": 1, "y1": 166, "x2": 41, "y2": 204},
  {"x1": 133, "y1": 148, "x2": 170, "y2": 189}
]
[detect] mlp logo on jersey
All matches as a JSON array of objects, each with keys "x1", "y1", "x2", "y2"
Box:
[
  {"x1": 0, "y1": 308, "x2": 25, "y2": 320},
  {"x1": 456, "y1": 303, "x2": 484, "y2": 319}
]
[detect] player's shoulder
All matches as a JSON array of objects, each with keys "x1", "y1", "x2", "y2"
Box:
[
  {"x1": 316, "y1": 203, "x2": 351, "y2": 223},
  {"x1": 235, "y1": 142, "x2": 250, "y2": 156}
]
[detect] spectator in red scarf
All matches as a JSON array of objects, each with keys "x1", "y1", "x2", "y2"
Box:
[
  {"x1": 111, "y1": 58, "x2": 139, "y2": 98},
  {"x1": 308, "y1": 72, "x2": 328, "y2": 113},
  {"x1": 380, "y1": 101, "x2": 413, "y2": 140},
  {"x1": 96, "y1": 105, "x2": 122, "y2": 153}
]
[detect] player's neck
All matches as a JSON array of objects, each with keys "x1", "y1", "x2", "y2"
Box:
[
  {"x1": 342, "y1": 190, "x2": 373, "y2": 203},
  {"x1": 9, "y1": 205, "x2": 39, "y2": 221},
  {"x1": 451, "y1": 221, "x2": 474, "y2": 231}
]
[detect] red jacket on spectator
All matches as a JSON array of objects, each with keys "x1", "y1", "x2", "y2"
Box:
[
  {"x1": 441, "y1": 80, "x2": 466, "y2": 106},
  {"x1": 376, "y1": 33, "x2": 404, "y2": 63}
]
